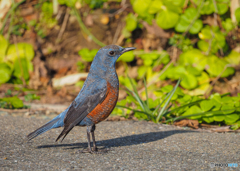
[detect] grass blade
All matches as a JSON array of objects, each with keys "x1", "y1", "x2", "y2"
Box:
[
  {"x1": 143, "y1": 78, "x2": 149, "y2": 108},
  {"x1": 116, "y1": 105, "x2": 154, "y2": 120},
  {"x1": 156, "y1": 79, "x2": 181, "y2": 122},
  {"x1": 127, "y1": 76, "x2": 149, "y2": 112}
]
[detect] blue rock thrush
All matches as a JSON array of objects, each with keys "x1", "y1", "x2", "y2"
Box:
[{"x1": 27, "y1": 45, "x2": 136, "y2": 153}]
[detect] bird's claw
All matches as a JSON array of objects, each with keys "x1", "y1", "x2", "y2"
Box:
[{"x1": 78, "y1": 147, "x2": 109, "y2": 154}]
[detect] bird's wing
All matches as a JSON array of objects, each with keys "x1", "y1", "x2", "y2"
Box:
[{"x1": 56, "y1": 79, "x2": 108, "y2": 142}]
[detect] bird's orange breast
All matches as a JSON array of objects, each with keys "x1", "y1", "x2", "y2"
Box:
[{"x1": 87, "y1": 82, "x2": 118, "y2": 124}]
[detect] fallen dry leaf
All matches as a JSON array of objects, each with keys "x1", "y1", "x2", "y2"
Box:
[
  {"x1": 52, "y1": 73, "x2": 88, "y2": 87},
  {"x1": 174, "y1": 119, "x2": 199, "y2": 129}
]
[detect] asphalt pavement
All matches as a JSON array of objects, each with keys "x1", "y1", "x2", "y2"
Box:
[{"x1": 0, "y1": 113, "x2": 239, "y2": 170}]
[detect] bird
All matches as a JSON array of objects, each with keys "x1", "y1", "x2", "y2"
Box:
[{"x1": 27, "y1": 45, "x2": 136, "y2": 153}]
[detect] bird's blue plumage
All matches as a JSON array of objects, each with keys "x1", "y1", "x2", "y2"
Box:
[{"x1": 27, "y1": 45, "x2": 136, "y2": 148}]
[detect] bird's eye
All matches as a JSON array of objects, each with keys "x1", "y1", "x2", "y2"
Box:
[{"x1": 108, "y1": 51, "x2": 115, "y2": 56}]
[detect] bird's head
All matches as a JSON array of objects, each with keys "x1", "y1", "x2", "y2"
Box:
[{"x1": 93, "y1": 45, "x2": 136, "y2": 68}]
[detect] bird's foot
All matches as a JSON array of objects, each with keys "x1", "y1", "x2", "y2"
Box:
[{"x1": 79, "y1": 147, "x2": 109, "y2": 154}]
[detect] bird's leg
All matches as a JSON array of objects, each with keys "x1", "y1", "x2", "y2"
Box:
[
  {"x1": 79, "y1": 127, "x2": 93, "y2": 153},
  {"x1": 81, "y1": 124, "x2": 107, "y2": 153},
  {"x1": 91, "y1": 124, "x2": 108, "y2": 153},
  {"x1": 90, "y1": 124, "x2": 97, "y2": 151},
  {"x1": 86, "y1": 130, "x2": 92, "y2": 152},
  {"x1": 82, "y1": 125, "x2": 96, "y2": 153}
]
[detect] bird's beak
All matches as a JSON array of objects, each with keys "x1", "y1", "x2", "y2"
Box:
[{"x1": 121, "y1": 47, "x2": 136, "y2": 54}]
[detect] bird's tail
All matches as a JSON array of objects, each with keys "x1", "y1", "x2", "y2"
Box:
[{"x1": 27, "y1": 117, "x2": 61, "y2": 141}]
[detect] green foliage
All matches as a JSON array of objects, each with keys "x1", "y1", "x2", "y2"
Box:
[
  {"x1": 193, "y1": 0, "x2": 229, "y2": 15},
  {"x1": 117, "y1": 78, "x2": 240, "y2": 127},
  {"x1": 125, "y1": 13, "x2": 138, "y2": 32},
  {"x1": 222, "y1": 18, "x2": 235, "y2": 32},
  {"x1": 24, "y1": 93, "x2": 41, "y2": 102},
  {"x1": 156, "y1": 8, "x2": 179, "y2": 29},
  {"x1": 175, "y1": 7, "x2": 203, "y2": 34},
  {"x1": 58, "y1": 0, "x2": 77, "y2": 7},
  {"x1": 0, "y1": 96, "x2": 24, "y2": 109},
  {"x1": 84, "y1": 0, "x2": 107, "y2": 9},
  {"x1": 159, "y1": 48, "x2": 239, "y2": 90},
  {"x1": 198, "y1": 26, "x2": 226, "y2": 54},
  {"x1": 0, "y1": 63, "x2": 12, "y2": 84},
  {"x1": 34, "y1": 1, "x2": 57, "y2": 38},
  {"x1": 116, "y1": 77, "x2": 181, "y2": 123},
  {"x1": 0, "y1": 35, "x2": 34, "y2": 84},
  {"x1": 78, "y1": 48, "x2": 98, "y2": 62},
  {"x1": 163, "y1": 92, "x2": 240, "y2": 126},
  {"x1": 169, "y1": 34, "x2": 193, "y2": 52},
  {"x1": 118, "y1": 51, "x2": 135, "y2": 62}
]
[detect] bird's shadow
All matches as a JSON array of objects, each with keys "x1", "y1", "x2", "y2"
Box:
[{"x1": 36, "y1": 129, "x2": 196, "y2": 150}]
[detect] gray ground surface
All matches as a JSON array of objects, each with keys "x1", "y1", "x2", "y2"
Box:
[{"x1": 0, "y1": 114, "x2": 239, "y2": 171}]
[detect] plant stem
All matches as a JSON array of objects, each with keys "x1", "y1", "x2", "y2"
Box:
[
  {"x1": 13, "y1": 35, "x2": 26, "y2": 86},
  {"x1": 0, "y1": 0, "x2": 26, "y2": 35},
  {"x1": 204, "y1": 64, "x2": 233, "y2": 98},
  {"x1": 73, "y1": 8, "x2": 106, "y2": 47},
  {"x1": 183, "y1": 0, "x2": 204, "y2": 36}
]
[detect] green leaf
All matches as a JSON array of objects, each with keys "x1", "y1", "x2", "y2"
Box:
[
  {"x1": 143, "y1": 59, "x2": 153, "y2": 66},
  {"x1": 182, "y1": 105, "x2": 203, "y2": 119},
  {"x1": 140, "y1": 51, "x2": 159, "y2": 60},
  {"x1": 200, "y1": 100, "x2": 214, "y2": 112},
  {"x1": 132, "y1": 0, "x2": 151, "y2": 17},
  {"x1": 6, "y1": 43, "x2": 34, "y2": 62},
  {"x1": 198, "y1": 26, "x2": 226, "y2": 54},
  {"x1": 137, "y1": 66, "x2": 147, "y2": 79},
  {"x1": 222, "y1": 18, "x2": 234, "y2": 32},
  {"x1": 197, "y1": 40, "x2": 209, "y2": 52},
  {"x1": 200, "y1": 0, "x2": 214, "y2": 15},
  {"x1": 13, "y1": 58, "x2": 30, "y2": 81},
  {"x1": 125, "y1": 13, "x2": 138, "y2": 31},
  {"x1": 225, "y1": 51, "x2": 240, "y2": 65},
  {"x1": 161, "y1": 85, "x2": 174, "y2": 93},
  {"x1": 235, "y1": 7, "x2": 240, "y2": 23},
  {"x1": 164, "y1": 0, "x2": 185, "y2": 7},
  {"x1": 197, "y1": 71, "x2": 210, "y2": 85},
  {"x1": 215, "y1": 0, "x2": 229, "y2": 15},
  {"x1": 0, "y1": 63, "x2": 12, "y2": 84},
  {"x1": 213, "y1": 113, "x2": 225, "y2": 122},
  {"x1": 156, "y1": 8, "x2": 179, "y2": 29},
  {"x1": 24, "y1": 93, "x2": 40, "y2": 101},
  {"x1": 186, "y1": 66, "x2": 201, "y2": 76},
  {"x1": 78, "y1": 48, "x2": 97, "y2": 62},
  {"x1": 230, "y1": 121, "x2": 240, "y2": 130},
  {"x1": 189, "y1": 19, "x2": 203, "y2": 34},
  {"x1": 202, "y1": 116, "x2": 214, "y2": 123},
  {"x1": 178, "y1": 49, "x2": 206, "y2": 71},
  {"x1": 221, "y1": 105, "x2": 235, "y2": 114},
  {"x1": 194, "y1": 0, "x2": 229, "y2": 15},
  {"x1": 221, "y1": 96, "x2": 232, "y2": 103},
  {"x1": 122, "y1": 27, "x2": 131, "y2": 38},
  {"x1": 180, "y1": 73, "x2": 198, "y2": 89},
  {"x1": 175, "y1": 8, "x2": 203, "y2": 34},
  {"x1": 225, "y1": 114, "x2": 240, "y2": 125},
  {"x1": 0, "y1": 96, "x2": 24, "y2": 108},
  {"x1": 118, "y1": 51, "x2": 135, "y2": 62},
  {"x1": 206, "y1": 55, "x2": 234, "y2": 77},
  {"x1": 148, "y1": 0, "x2": 163, "y2": 14}
]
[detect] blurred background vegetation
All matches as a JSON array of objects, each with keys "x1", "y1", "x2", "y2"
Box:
[{"x1": 0, "y1": 0, "x2": 240, "y2": 130}]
